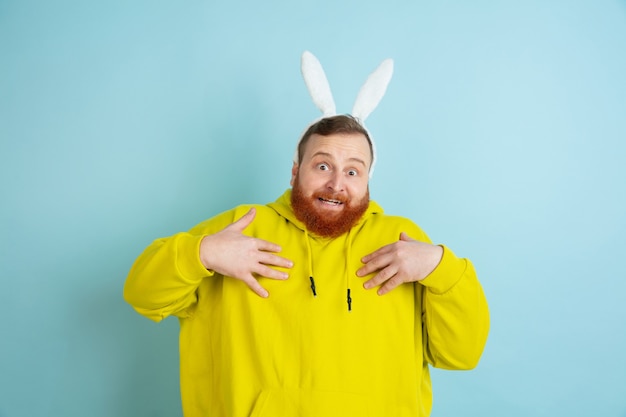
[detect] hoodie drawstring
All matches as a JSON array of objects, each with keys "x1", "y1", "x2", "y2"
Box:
[
  {"x1": 345, "y1": 229, "x2": 353, "y2": 312},
  {"x1": 304, "y1": 230, "x2": 316, "y2": 297},
  {"x1": 303, "y1": 229, "x2": 353, "y2": 312}
]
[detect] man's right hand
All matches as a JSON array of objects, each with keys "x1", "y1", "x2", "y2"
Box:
[{"x1": 199, "y1": 207, "x2": 293, "y2": 298}]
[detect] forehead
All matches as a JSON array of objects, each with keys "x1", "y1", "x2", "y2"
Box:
[{"x1": 302, "y1": 133, "x2": 372, "y2": 165}]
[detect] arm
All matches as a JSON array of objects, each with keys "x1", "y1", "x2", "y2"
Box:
[
  {"x1": 123, "y1": 207, "x2": 293, "y2": 322},
  {"x1": 357, "y1": 234, "x2": 489, "y2": 370},
  {"x1": 419, "y1": 247, "x2": 490, "y2": 370},
  {"x1": 123, "y1": 231, "x2": 209, "y2": 322}
]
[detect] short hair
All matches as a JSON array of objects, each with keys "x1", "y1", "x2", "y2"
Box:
[{"x1": 296, "y1": 115, "x2": 373, "y2": 166}]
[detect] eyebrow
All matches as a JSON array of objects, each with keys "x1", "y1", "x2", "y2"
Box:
[{"x1": 311, "y1": 151, "x2": 367, "y2": 168}]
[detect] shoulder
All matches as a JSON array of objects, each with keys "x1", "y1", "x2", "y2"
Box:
[
  {"x1": 186, "y1": 199, "x2": 287, "y2": 236},
  {"x1": 364, "y1": 211, "x2": 431, "y2": 243}
]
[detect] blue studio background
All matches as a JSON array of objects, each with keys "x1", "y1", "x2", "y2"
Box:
[{"x1": 1, "y1": 1, "x2": 625, "y2": 416}]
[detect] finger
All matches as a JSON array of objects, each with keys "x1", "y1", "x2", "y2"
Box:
[
  {"x1": 229, "y1": 208, "x2": 256, "y2": 232},
  {"x1": 399, "y1": 232, "x2": 415, "y2": 242},
  {"x1": 254, "y1": 264, "x2": 290, "y2": 280},
  {"x1": 258, "y1": 252, "x2": 294, "y2": 269},
  {"x1": 254, "y1": 238, "x2": 283, "y2": 254},
  {"x1": 241, "y1": 273, "x2": 269, "y2": 298},
  {"x1": 360, "y1": 243, "x2": 394, "y2": 263},
  {"x1": 356, "y1": 262, "x2": 375, "y2": 277},
  {"x1": 377, "y1": 274, "x2": 405, "y2": 295},
  {"x1": 357, "y1": 252, "x2": 392, "y2": 277},
  {"x1": 363, "y1": 265, "x2": 397, "y2": 289}
]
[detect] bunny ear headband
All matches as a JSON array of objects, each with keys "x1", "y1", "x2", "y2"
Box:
[{"x1": 295, "y1": 50, "x2": 394, "y2": 178}]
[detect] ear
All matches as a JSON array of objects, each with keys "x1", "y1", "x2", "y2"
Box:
[{"x1": 290, "y1": 162, "x2": 299, "y2": 186}]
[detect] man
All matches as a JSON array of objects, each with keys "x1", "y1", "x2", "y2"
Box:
[{"x1": 124, "y1": 54, "x2": 489, "y2": 417}]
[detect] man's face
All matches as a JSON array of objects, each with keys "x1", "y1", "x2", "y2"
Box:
[{"x1": 290, "y1": 132, "x2": 371, "y2": 237}]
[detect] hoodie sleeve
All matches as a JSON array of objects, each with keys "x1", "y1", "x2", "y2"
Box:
[
  {"x1": 123, "y1": 209, "x2": 238, "y2": 322},
  {"x1": 418, "y1": 246, "x2": 490, "y2": 370}
]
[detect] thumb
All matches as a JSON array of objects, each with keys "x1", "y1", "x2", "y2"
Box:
[
  {"x1": 399, "y1": 232, "x2": 415, "y2": 242},
  {"x1": 229, "y1": 207, "x2": 256, "y2": 232}
]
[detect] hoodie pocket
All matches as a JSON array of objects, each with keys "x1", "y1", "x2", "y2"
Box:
[{"x1": 249, "y1": 388, "x2": 375, "y2": 417}]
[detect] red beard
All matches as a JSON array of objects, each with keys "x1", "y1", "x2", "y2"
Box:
[{"x1": 290, "y1": 177, "x2": 370, "y2": 238}]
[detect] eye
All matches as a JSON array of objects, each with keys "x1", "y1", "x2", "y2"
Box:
[
  {"x1": 317, "y1": 163, "x2": 330, "y2": 171},
  {"x1": 347, "y1": 169, "x2": 358, "y2": 176}
]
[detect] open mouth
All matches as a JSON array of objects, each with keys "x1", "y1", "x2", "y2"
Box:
[{"x1": 318, "y1": 197, "x2": 343, "y2": 206}]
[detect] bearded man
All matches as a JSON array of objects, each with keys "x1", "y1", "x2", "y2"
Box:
[{"x1": 124, "y1": 114, "x2": 490, "y2": 417}]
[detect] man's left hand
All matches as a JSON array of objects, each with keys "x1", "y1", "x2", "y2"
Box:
[{"x1": 356, "y1": 232, "x2": 443, "y2": 295}]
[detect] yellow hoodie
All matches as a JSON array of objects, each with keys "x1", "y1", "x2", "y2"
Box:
[{"x1": 124, "y1": 189, "x2": 489, "y2": 417}]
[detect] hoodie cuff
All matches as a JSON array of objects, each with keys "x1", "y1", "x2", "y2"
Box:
[
  {"x1": 175, "y1": 233, "x2": 216, "y2": 282},
  {"x1": 419, "y1": 245, "x2": 467, "y2": 294}
]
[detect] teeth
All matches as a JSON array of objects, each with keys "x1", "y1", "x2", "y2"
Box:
[{"x1": 319, "y1": 198, "x2": 341, "y2": 205}]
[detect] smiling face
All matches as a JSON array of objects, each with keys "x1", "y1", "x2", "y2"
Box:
[{"x1": 290, "y1": 132, "x2": 372, "y2": 237}]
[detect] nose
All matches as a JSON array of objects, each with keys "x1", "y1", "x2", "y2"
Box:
[{"x1": 326, "y1": 171, "x2": 344, "y2": 192}]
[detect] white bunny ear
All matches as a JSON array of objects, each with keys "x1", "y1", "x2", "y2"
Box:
[
  {"x1": 352, "y1": 59, "x2": 394, "y2": 122},
  {"x1": 301, "y1": 51, "x2": 337, "y2": 117}
]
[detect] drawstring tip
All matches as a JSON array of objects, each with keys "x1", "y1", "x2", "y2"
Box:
[
  {"x1": 309, "y1": 276, "x2": 317, "y2": 297},
  {"x1": 347, "y1": 289, "x2": 352, "y2": 311}
]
